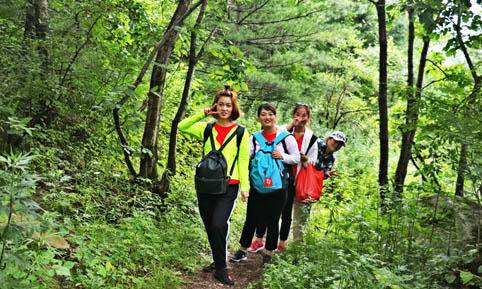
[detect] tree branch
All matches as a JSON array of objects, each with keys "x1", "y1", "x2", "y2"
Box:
[
  {"x1": 242, "y1": 31, "x2": 318, "y2": 42},
  {"x1": 60, "y1": 15, "x2": 102, "y2": 86},
  {"x1": 339, "y1": 108, "x2": 374, "y2": 117},
  {"x1": 449, "y1": 6, "x2": 478, "y2": 81},
  {"x1": 237, "y1": 0, "x2": 271, "y2": 25},
  {"x1": 412, "y1": 141, "x2": 442, "y2": 190},
  {"x1": 244, "y1": 38, "x2": 313, "y2": 46},
  {"x1": 422, "y1": 77, "x2": 448, "y2": 90},
  {"x1": 256, "y1": 58, "x2": 305, "y2": 69},
  {"x1": 196, "y1": 28, "x2": 216, "y2": 60},
  {"x1": 426, "y1": 58, "x2": 450, "y2": 78},
  {"x1": 410, "y1": 156, "x2": 428, "y2": 182},
  {"x1": 241, "y1": 9, "x2": 323, "y2": 25},
  {"x1": 131, "y1": 0, "x2": 203, "y2": 90},
  {"x1": 332, "y1": 85, "x2": 347, "y2": 129}
]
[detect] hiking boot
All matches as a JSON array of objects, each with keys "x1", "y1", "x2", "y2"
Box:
[
  {"x1": 247, "y1": 239, "x2": 265, "y2": 252},
  {"x1": 229, "y1": 249, "x2": 247, "y2": 262},
  {"x1": 262, "y1": 254, "x2": 272, "y2": 264},
  {"x1": 213, "y1": 268, "x2": 235, "y2": 286},
  {"x1": 202, "y1": 262, "x2": 215, "y2": 272}
]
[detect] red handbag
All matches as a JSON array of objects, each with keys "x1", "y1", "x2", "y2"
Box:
[{"x1": 295, "y1": 164, "x2": 324, "y2": 204}]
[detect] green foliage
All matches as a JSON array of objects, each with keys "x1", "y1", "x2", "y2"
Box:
[
  {"x1": 263, "y1": 239, "x2": 428, "y2": 289},
  {"x1": 1, "y1": 170, "x2": 206, "y2": 289},
  {"x1": 261, "y1": 129, "x2": 481, "y2": 288},
  {"x1": 68, "y1": 210, "x2": 204, "y2": 289},
  {"x1": 0, "y1": 152, "x2": 42, "y2": 287},
  {"x1": 1, "y1": 0, "x2": 481, "y2": 288}
]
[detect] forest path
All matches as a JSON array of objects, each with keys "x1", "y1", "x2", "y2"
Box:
[{"x1": 183, "y1": 251, "x2": 264, "y2": 289}]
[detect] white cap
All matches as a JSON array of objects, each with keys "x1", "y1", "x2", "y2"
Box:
[{"x1": 329, "y1": 131, "x2": 347, "y2": 146}]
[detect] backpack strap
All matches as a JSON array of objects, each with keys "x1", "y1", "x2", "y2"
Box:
[
  {"x1": 202, "y1": 122, "x2": 215, "y2": 157},
  {"x1": 272, "y1": 130, "x2": 290, "y2": 146},
  {"x1": 281, "y1": 139, "x2": 290, "y2": 154},
  {"x1": 229, "y1": 125, "x2": 245, "y2": 177},
  {"x1": 253, "y1": 131, "x2": 268, "y2": 149},
  {"x1": 305, "y1": 134, "x2": 318, "y2": 154},
  {"x1": 236, "y1": 126, "x2": 244, "y2": 149},
  {"x1": 281, "y1": 137, "x2": 295, "y2": 181},
  {"x1": 279, "y1": 128, "x2": 296, "y2": 154},
  {"x1": 203, "y1": 122, "x2": 239, "y2": 154},
  {"x1": 218, "y1": 126, "x2": 239, "y2": 152}
]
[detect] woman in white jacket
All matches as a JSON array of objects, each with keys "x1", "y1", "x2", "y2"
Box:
[{"x1": 248, "y1": 103, "x2": 318, "y2": 252}]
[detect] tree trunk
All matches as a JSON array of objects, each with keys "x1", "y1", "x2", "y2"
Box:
[
  {"x1": 227, "y1": 0, "x2": 234, "y2": 19},
  {"x1": 35, "y1": 0, "x2": 48, "y2": 38},
  {"x1": 455, "y1": 143, "x2": 468, "y2": 197},
  {"x1": 24, "y1": 0, "x2": 49, "y2": 73},
  {"x1": 139, "y1": 0, "x2": 192, "y2": 182},
  {"x1": 394, "y1": 5, "x2": 430, "y2": 195},
  {"x1": 159, "y1": 0, "x2": 208, "y2": 196},
  {"x1": 24, "y1": 0, "x2": 36, "y2": 38},
  {"x1": 394, "y1": 6, "x2": 415, "y2": 194},
  {"x1": 331, "y1": 86, "x2": 345, "y2": 129},
  {"x1": 374, "y1": 0, "x2": 389, "y2": 202},
  {"x1": 36, "y1": 0, "x2": 49, "y2": 72},
  {"x1": 113, "y1": 1, "x2": 201, "y2": 179},
  {"x1": 452, "y1": 3, "x2": 481, "y2": 198},
  {"x1": 24, "y1": 0, "x2": 52, "y2": 127}
]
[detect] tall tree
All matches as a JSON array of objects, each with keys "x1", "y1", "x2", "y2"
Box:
[
  {"x1": 36, "y1": 0, "x2": 49, "y2": 70},
  {"x1": 370, "y1": 0, "x2": 389, "y2": 202},
  {"x1": 24, "y1": 0, "x2": 49, "y2": 70},
  {"x1": 449, "y1": 1, "x2": 481, "y2": 196},
  {"x1": 393, "y1": 3, "x2": 415, "y2": 195},
  {"x1": 113, "y1": 1, "x2": 202, "y2": 181},
  {"x1": 24, "y1": 0, "x2": 36, "y2": 38},
  {"x1": 159, "y1": 0, "x2": 210, "y2": 196},
  {"x1": 24, "y1": 0, "x2": 50, "y2": 126},
  {"x1": 139, "y1": 0, "x2": 193, "y2": 182},
  {"x1": 394, "y1": 0, "x2": 436, "y2": 195}
]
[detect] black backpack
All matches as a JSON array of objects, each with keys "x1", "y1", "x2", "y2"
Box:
[{"x1": 195, "y1": 122, "x2": 245, "y2": 195}]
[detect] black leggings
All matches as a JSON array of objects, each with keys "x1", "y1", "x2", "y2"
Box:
[
  {"x1": 239, "y1": 187, "x2": 287, "y2": 251},
  {"x1": 197, "y1": 184, "x2": 238, "y2": 270},
  {"x1": 256, "y1": 181, "x2": 295, "y2": 241}
]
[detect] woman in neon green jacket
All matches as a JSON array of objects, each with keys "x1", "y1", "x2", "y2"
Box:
[{"x1": 178, "y1": 85, "x2": 250, "y2": 286}]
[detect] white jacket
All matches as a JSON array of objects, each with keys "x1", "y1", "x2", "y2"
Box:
[
  {"x1": 279, "y1": 125, "x2": 318, "y2": 177},
  {"x1": 249, "y1": 129, "x2": 300, "y2": 165}
]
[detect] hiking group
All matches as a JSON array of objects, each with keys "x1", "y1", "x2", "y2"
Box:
[{"x1": 179, "y1": 85, "x2": 346, "y2": 286}]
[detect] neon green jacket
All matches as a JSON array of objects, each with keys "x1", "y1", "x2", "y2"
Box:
[{"x1": 178, "y1": 112, "x2": 251, "y2": 192}]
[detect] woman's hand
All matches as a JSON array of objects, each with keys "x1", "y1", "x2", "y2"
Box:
[
  {"x1": 241, "y1": 191, "x2": 249, "y2": 202},
  {"x1": 204, "y1": 105, "x2": 219, "y2": 116},
  {"x1": 300, "y1": 153, "x2": 308, "y2": 163},
  {"x1": 328, "y1": 170, "x2": 338, "y2": 177},
  {"x1": 272, "y1": 150, "x2": 283, "y2": 159}
]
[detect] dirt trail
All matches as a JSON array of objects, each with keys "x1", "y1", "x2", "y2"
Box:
[{"x1": 184, "y1": 252, "x2": 264, "y2": 289}]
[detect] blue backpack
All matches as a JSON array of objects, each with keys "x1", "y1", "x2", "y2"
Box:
[{"x1": 250, "y1": 130, "x2": 291, "y2": 193}]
